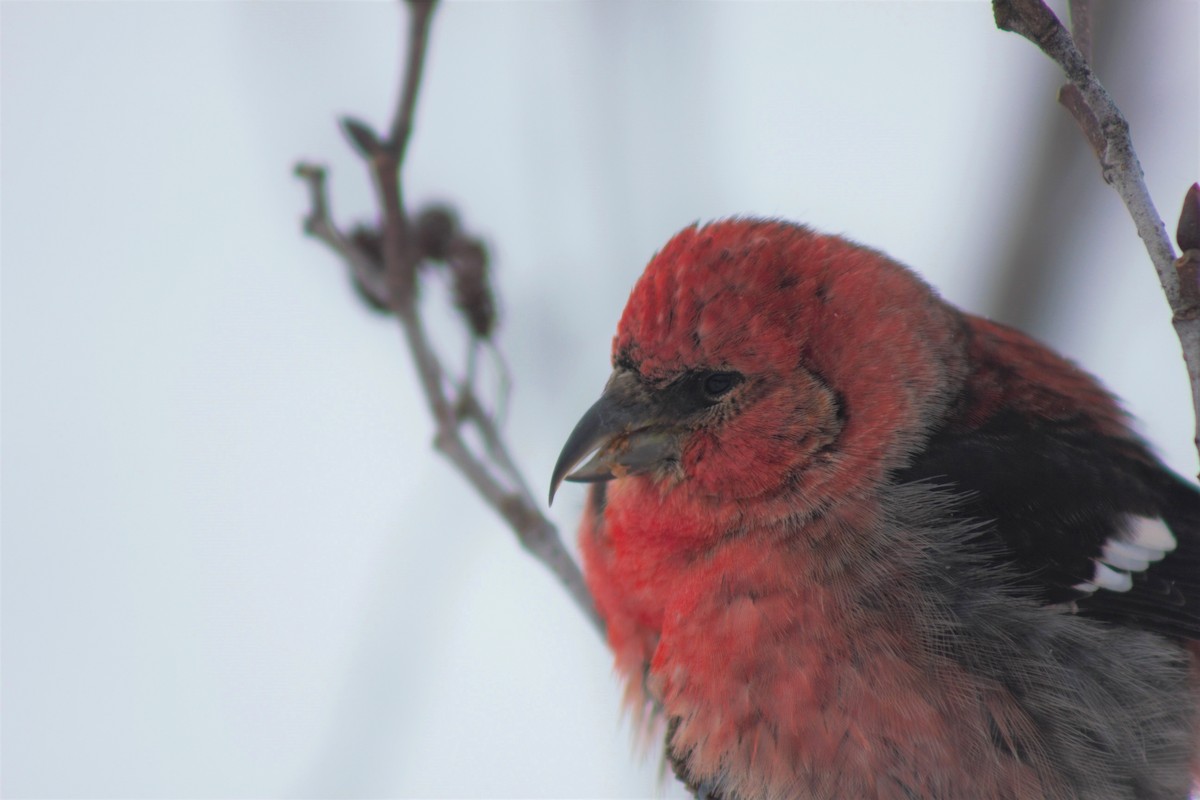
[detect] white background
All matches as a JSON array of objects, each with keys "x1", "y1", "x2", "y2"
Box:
[{"x1": 4, "y1": 1, "x2": 1198, "y2": 796}]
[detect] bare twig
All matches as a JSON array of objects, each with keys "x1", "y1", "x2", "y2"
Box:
[
  {"x1": 1067, "y1": 0, "x2": 1093, "y2": 63},
  {"x1": 1057, "y1": 0, "x2": 1103, "y2": 161},
  {"x1": 983, "y1": 2, "x2": 1127, "y2": 332},
  {"x1": 993, "y1": 0, "x2": 1200, "y2": 462},
  {"x1": 294, "y1": 0, "x2": 603, "y2": 635},
  {"x1": 1055, "y1": 84, "x2": 1105, "y2": 161},
  {"x1": 295, "y1": 163, "x2": 391, "y2": 304},
  {"x1": 389, "y1": 0, "x2": 435, "y2": 163}
]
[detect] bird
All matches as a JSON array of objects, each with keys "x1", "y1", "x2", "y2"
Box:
[{"x1": 549, "y1": 219, "x2": 1200, "y2": 800}]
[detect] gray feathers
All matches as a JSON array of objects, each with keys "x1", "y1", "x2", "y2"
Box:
[{"x1": 886, "y1": 482, "x2": 1195, "y2": 800}]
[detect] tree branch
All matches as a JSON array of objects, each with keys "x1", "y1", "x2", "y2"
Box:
[
  {"x1": 294, "y1": 163, "x2": 391, "y2": 305},
  {"x1": 1067, "y1": 0, "x2": 1093, "y2": 63},
  {"x1": 993, "y1": 0, "x2": 1200, "y2": 463},
  {"x1": 294, "y1": 0, "x2": 603, "y2": 636},
  {"x1": 389, "y1": 0, "x2": 435, "y2": 163}
]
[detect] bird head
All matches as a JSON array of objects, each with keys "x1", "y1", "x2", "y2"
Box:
[{"x1": 550, "y1": 219, "x2": 968, "y2": 517}]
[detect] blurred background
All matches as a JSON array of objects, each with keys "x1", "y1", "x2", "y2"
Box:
[{"x1": 3, "y1": 1, "x2": 1197, "y2": 796}]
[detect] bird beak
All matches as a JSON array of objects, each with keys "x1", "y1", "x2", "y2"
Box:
[{"x1": 549, "y1": 370, "x2": 677, "y2": 505}]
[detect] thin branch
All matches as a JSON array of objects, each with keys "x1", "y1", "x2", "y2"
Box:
[
  {"x1": 1057, "y1": 0, "x2": 1102, "y2": 161},
  {"x1": 982, "y1": 2, "x2": 1128, "y2": 332},
  {"x1": 1056, "y1": 84, "x2": 1105, "y2": 161},
  {"x1": 389, "y1": 0, "x2": 436, "y2": 162},
  {"x1": 993, "y1": 0, "x2": 1200, "y2": 462},
  {"x1": 395, "y1": 295, "x2": 603, "y2": 633},
  {"x1": 458, "y1": 388, "x2": 532, "y2": 496},
  {"x1": 294, "y1": 163, "x2": 390, "y2": 305},
  {"x1": 1067, "y1": 0, "x2": 1093, "y2": 63},
  {"x1": 295, "y1": 0, "x2": 603, "y2": 635}
]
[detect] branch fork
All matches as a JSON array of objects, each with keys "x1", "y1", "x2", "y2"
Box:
[
  {"x1": 994, "y1": 0, "x2": 1200, "y2": 465},
  {"x1": 294, "y1": 0, "x2": 602, "y2": 635}
]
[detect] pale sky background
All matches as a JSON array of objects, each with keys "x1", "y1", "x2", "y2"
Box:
[{"x1": 3, "y1": 1, "x2": 1198, "y2": 797}]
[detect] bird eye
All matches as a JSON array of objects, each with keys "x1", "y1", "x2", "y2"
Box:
[{"x1": 702, "y1": 371, "x2": 740, "y2": 399}]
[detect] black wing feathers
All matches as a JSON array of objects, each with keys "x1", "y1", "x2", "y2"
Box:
[{"x1": 895, "y1": 411, "x2": 1200, "y2": 639}]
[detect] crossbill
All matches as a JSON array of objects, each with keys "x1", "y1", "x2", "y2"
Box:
[{"x1": 550, "y1": 219, "x2": 1199, "y2": 800}]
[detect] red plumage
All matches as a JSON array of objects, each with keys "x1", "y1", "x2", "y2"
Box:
[{"x1": 552, "y1": 219, "x2": 1200, "y2": 799}]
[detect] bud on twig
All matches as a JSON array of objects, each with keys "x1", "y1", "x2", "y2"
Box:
[
  {"x1": 1177, "y1": 183, "x2": 1200, "y2": 254},
  {"x1": 341, "y1": 117, "x2": 384, "y2": 158},
  {"x1": 414, "y1": 205, "x2": 461, "y2": 262},
  {"x1": 447, "y1": 236, "x2": 496, "y2": 340},
  {"x1": 1176, "y1": 184, "x2": 1200, "y2": 321}
]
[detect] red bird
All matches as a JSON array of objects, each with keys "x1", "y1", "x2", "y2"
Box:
[{"x1": 550, "y1": 219, "x2": 1200, "y2": 800}]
